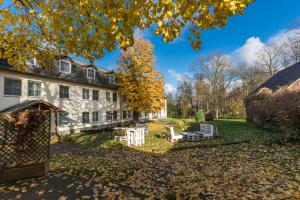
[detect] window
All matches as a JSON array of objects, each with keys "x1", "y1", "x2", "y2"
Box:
[
  {"x1": 28, "y1": 81, "x2": 41, "y2": 97},
  {"x1": 122, "y1": 95, "x2": 126, "y2": 102},
  {"x1": 109, "y1": 75, "x2": 115, "y2": 84},
  {"x1": 106, "y1": 111, "x2": 112, "y2": 121},
  {"x1": 128, "y1": 111, "x2": 132, "y2": 118},
  {"x1": 26, "y1": 58, "x2": 36, "y2": 66},
  {"x1": 113, "y1": 93, "x2": 117, "y2": 102},
  {"x1": 4, "y1": 77, "x2": 22, "y2": 96},
  {"x1": 93, "y1": 111, "x2": 99, "y2": 122},
  {"x1": 92, "y1": 90, "x2": 99, "y2": 100},
  {"x1": 113, "y1": 111, "x2": 118, "y2": 120},
  {"x1": 106, "y1": 92, "x2": 111, "y2": 101},
  {"x1": 59, "y1": 60, "x2": 71, "y2": 74},
  {"x1": 58, "y1": 113, "x2": 69, "y2": 125},
  {"x1": 123, "y1": 111, "x2": 127, "y2": 119},
  {"x1": 82, "y1": 89, "x2": 89, "y2": 99},
  {"x1": 145, "y1": 112, "x2": 149, "y2": 117},
  {"x1": 59, "y1": 85, "x2": 69, "y2": 99},
  {"x1": 82, "y1": 112, "x2": 89, "y2": 123},
  {"x1": 87, "y1": 68, "x2": 95, "y2": 79}
]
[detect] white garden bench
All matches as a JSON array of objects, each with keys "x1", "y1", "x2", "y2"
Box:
[
  {"x1": 167, "y1": 126, "x2": 183, "y2": 142},
  {"x1": 195, "y1": 124, "x2": 214, "y2": 139}
]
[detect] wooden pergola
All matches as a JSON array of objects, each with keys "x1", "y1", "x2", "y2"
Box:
[{"x1": 0, "y1": 100, "x2": 65, "y2": 135}]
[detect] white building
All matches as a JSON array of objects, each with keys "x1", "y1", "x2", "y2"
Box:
[{"x1": 0, "y1": 57, "x2": 167, "y2": 134}]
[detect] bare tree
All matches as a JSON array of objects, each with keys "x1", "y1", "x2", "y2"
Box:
[
  {"x1": 238, "y1": 64, "x2": 268, "y2": 96},
  {"x1": 176, "y1": 76, "x2": 193, "y2": 118},
  {"x1": 283, "y1": 31, "x2": 300, "y2": 64},
  {"x1": 256, "y1": 45, "x2": 281, "y2": 77},
  {"x1": 194, "y1": 73, "x2": 211, "y2": 113},
  {"x1": 194, "y1": 53, "x2": 237, "y2": 119}
]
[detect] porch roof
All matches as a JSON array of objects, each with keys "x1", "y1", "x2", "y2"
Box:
[{"x1": 0, "y1": 100, "x2": 64, "y2": 114}]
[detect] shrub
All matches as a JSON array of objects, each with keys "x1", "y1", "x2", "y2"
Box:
[
  {"x1": 205, "y1": 112, "x2": 215, "y2": 121},
  {"x1": 195, "y1": 111, "x2": 205, "y2": 122},
  {"x1": 113, "y1": 129, "x2": 126, "y2": 136},
  {"x1": 246, "y1": 88, "x2": 300, "y2": 142},
  {"x1": 175, "y1": 119, "x2": 187, "y2": 130},
  {"x1": 61, "y1": 135, "x2": 75, "y2": 143}
]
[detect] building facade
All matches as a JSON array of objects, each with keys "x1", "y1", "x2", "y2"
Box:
[{"x1": 0, "y1": 57, "x2": 167, "y2": 134}]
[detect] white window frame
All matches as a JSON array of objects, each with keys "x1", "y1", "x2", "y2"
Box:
[
  {"x1": 82, "y1": 112, "x2": 90, "y2": 124},
  {"x1": 3, "y1": 77, "x2": 22, "y2": 96},
  {"x1": 92, "y1": 111, "x2": 99, "y2": 122},
  {"x1": 87, "y1": 68, "x2": 95, "y2": 79},
  {"x1": 28, "y1": 81, "x2": 42, "y2": 97},
  {"x1": 58, "y1": 113, "x2": 70, "y2": 126},
  {"x1": 59, "y1": 85, "x2": 70, "y2": 99},
  {"x1": 92, "y1": 90, "x2": 99, "y2": 101},
  {"x1": 59, "y1": 59, "x2": 72, "y2": 74},
  {"x1": 109, "y1": 75, "x2": 115, "y2": 84},
  {"x1": 82, "y1": 88, "x2": 90, "y2": 100},
  {"x1": 106, "y1": 91, "x2": 111, "y2": 102}
]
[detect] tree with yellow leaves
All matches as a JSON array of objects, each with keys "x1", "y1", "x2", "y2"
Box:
[
  {"x1": 0, "y1": 0, "x2": 254, "y2": 70},
  {"x1": 116, "y1": 37, "x2": 165, "y2": 120}
]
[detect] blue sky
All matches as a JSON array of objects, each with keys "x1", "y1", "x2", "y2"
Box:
[{"x1": 93, "y1": 0, "x2": 300, "y2": 94}]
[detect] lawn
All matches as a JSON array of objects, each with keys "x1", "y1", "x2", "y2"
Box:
[{"x1": 0, "y1": 118, "x2": 299, "y2": 199}]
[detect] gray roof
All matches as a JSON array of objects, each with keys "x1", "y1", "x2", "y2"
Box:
[
  {"x1": 0, "y1": 57, "x2": 117, "y2": 90},
  {"x1": 0, "y1": 100, "x2": 64, "y2": 114},
  {"x1": 256, "y1": 62, "x2": 300, "y2": 92}
]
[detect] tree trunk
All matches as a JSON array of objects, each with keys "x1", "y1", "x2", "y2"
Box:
[
  {"x1": 215, "y1": 107, "x2": 219, "y2": 120},
  {"x1": 133, "y1": 111, "x2": 140, "y2": 123}
]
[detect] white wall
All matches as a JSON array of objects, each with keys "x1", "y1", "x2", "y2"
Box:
[{"x1": 0, "y1": 70, "x2": 130, "y2": 134}]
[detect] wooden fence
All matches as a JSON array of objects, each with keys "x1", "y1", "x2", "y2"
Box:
[{"x1": 0, "y1": 111, "x2": 51, "y2": 182}]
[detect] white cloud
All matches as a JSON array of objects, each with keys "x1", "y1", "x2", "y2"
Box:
[
  {"x1": 167, "y1": 69, "x2": 192, "y2": 82},
  {"x1": 165, "y1": 83, "x2": 177, "y2": 94},
  {"x1": 232, "y1": 28, "x2": 300, "y2": 66},
  {"x1": 267, "y1": 28, "x2": 300, "y2": 45},
  {"x1": 233, "y1": 37, "x2": 265, "y2": 66}
]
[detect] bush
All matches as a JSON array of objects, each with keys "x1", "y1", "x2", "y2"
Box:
[
  {"x1": 113, "y1": 129, "x2": 126, "y2": 136},
  {"x1": 246, "y1": 89, "x2": 300, "y2": 142},
  {"x1": 61, "y1": 135, "x2": 75, "y2": 143},
  {"x1": 175, "y1": 119, "x2": 187, "y2": 130},
  {"x1": 205, "y1": 112, "x2": 215, "y2": 121},
  {"x1": 195, "y1": 111, "x2": 205, "y2": 122}
]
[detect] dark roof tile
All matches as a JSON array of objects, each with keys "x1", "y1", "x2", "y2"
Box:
[
  {"x1": 256, "y1": 62, "x2": 300, "y2": 92},
  {"x1": 0, "y1": 58, "x2": 117, "y2": 89}
]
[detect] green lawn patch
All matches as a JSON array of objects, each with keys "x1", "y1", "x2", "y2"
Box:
[{"x1": 1, "y1": 118, "x2": 299, "y2": 199}]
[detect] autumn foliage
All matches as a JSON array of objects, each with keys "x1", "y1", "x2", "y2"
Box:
[
  {"x1": 0, "y1": 0, "x2": 254, "y2": 69},
  {"x1": 116, "y1": 37, "x2": 165, "y2": 115}
]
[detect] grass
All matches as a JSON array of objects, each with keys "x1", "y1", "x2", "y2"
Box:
[
  {"x1": 63, "y1": 118, "x2": 266, "y2": 153},
  {"x1": 1, "y1": 118, "x2": 299, "y2": 199}
]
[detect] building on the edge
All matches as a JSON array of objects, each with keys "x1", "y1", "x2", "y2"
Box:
[{"x1": 0, "y1": 57, "x2": 167, "y2": 134}]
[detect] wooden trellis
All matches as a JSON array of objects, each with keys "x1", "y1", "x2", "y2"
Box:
[{"x1": 0, "y1": 111, "x2": 50, "y2": 170}]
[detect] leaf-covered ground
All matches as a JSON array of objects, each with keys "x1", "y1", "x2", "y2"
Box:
[{"x1": 0, "y1": 119, "x2": 299, "y2": 199}]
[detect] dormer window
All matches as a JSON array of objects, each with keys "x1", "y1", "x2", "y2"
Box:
[
  {"x1": 109, "y1": 75, "x2": 115, "y2": 85},
  {"x1": 26, "y1": 58, "x2": 36, "y2": 66},
  {"x1": 87, "y1": 68, "x2": 95, "y2": 79},
  {"x1": 59, "y1": 60, "x2": 71, "y2": 74}
]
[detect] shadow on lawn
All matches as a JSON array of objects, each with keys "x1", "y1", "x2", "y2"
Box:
[
  {"x1": 0, "y1": 119, "x2": 268, "y2": 199},
  {"x1": 0, "y1": 172, "x2": 148, "y2": 200}
]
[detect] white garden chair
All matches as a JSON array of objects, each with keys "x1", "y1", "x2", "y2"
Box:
[
  {"x1": 195, "y1": 124, "x2": 214, "y2": 139},
  {"x1": 168, "y1": 126, "x2": 183, "y2": 142}
]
